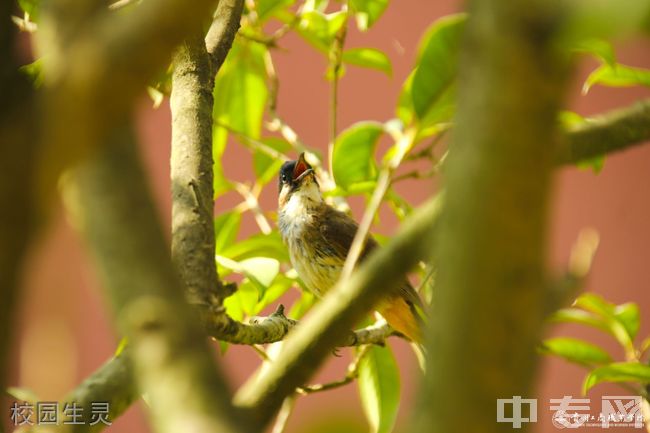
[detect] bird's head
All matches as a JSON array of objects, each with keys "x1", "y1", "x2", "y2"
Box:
[{"x1": 278, "y1": 153, "x2": 322, "y2": 211}]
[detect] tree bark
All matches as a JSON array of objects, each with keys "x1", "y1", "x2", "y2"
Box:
[{"x1": 415, "y1": 2, "x2": 570, "y2": 433}]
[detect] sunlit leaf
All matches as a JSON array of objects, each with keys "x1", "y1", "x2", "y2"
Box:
[
  {"x1": 358, "y1": 345, "x2": 400, "y2": 433},
  {"x1": 583, "y1": 63, "x2": 650, "y2": 94},
  {"x1": 350, "y1": 0, "x2": 388, "y2": 31},
  {"x1": 332, "y1": 121, "x2": 384, "y2": 189},
  {"x1": 548, "y1": 308, "x2": 611, "y2": 333},
  {"x1": 257, "y1": 274, "x2": 295, "y2": 311},
  {"x1": 297, "y1": 10, "x2": 347, "y2": 51},
  {"x1": 255, "y1": 0, "x2": 295, "y2": 21},
  {"x1": 539, "y1": 337, "x2": 612, "y2": 366},
  {"x1": 6, "y1": 387, "x2": 39, "y2": 403},
  {"x1": 19, "y1": 59, "x2": 44, "y2": 88},
  {"x1": 213, "y1": 124, "x2": 232, "y2": 198},
  {"x1": 253, "y1": 138, "x2": 291, "y2": 186},
  {"x1": 565, "y1": 0, "x2": 650, "y2": 41},
  {"x1": 214, "y1": 211, "x2": 242, "y2": 254},
  {"x1": 18, "y1": 0, "x2": 39, "y2": 20},
  {"x1": 342, "y1": 48, "x2": 392, "y2": 75},
  {"x1": 411, "y1": 14, "x2": 465, "y2": 121},
  {"x1": 221, "y1": 231, "x2": 289, "y2": 262},
  {"x1": 572, "y1": 39, "x2": 616, "y2": 66},
  {"x1": 583, "y1": 362, "x2": 650, "y2": 394},
  {"x1": 239, "y1": 257, "x2": 280, "y2": 288},
  {"x1": 213, "y1": 39, "x2": 268, "y2": 137},
  {"x1": 613, "y1": 302, "x2": 640, "y2": 341},
  {"x1": 574, "y1": 294, "x2": 637, "y2": 349},
  {"x1": 289, "y1": 290, "x2": 316, "y2": 319},
  {"x1": 224, "y1": 280, "x2": 259, "y2": 320}
]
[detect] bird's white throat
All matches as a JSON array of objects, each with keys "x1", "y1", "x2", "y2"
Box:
[{"x1": 279, "y1": 181, "x2": 322, "y2": 238}]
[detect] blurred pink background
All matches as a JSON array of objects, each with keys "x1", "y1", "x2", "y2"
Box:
[{"x1": 7, "y1": 0, "x2": 650, "y2": 432}]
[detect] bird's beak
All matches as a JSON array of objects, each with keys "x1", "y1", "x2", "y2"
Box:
[{"x1": 292, "y1": 153, "x2": 314, "y2": 183}]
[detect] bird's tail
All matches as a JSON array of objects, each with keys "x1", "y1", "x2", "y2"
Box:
[
  {"x1": 378, "y1": 294, "x2": 427, "y2": 370},
  {"x1": 378, "y1": 295, "x2": 425, "y2": 344}
]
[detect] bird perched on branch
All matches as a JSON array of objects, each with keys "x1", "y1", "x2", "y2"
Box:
[{"x1": 277, "y1": 153, "x2": 425, "y2": 344}]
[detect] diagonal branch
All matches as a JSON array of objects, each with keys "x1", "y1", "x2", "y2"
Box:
[
  {"x1": 559, "y1": 98, "x2": 650, "y2": 165},
  {"x1": 233, "y1": 195, "x2": 442, "y2": 428},
  {"x1": 61, "y1": 123, "x2": 249, "y2": 433},
  {"x1": 37, "y1": 0, "x2": 221, "y2": 199}
]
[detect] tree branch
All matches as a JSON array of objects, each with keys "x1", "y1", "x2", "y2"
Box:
[
  {"x1": 59, "y1": 353, "x2": 136, "y2": 433},
  {"x1": 37, "y1": 0, "x2": 220, "y2": 199},
  {"x1": 205, "y1": 0, "x2": 245, "y2": 75},
  {"x1": 234, "y1": 195, "x2": 442, "y2": 428},
  {"x1": 0, "y1": 4, "x2": 38, "y2": 433},
  {"x1": 170, "y1": 32, "x2": 223, "y2": 305},
  {"x1": 414, "y1": 2, "x2": 570, "y2": 433},
  {"x1": 61, "y1": 123, "x2": 249, "y2": 433},
  {"x1": 559, "y1": 98, "x2": 650, "y2": 165}
]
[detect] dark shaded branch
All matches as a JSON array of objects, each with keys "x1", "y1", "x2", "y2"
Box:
[
  {"x1": 234, "y1": 196, "x2": 442, "y2": 428},
  {"x1": 37, "y1": 0, "x2": 220, "y2": 198},
  {"x1": 62, "y1": 123, "x2": 249, "y2": 433},
  {"x1": 559, "y1": 98, "x2": 650, "y2": 165},
  {"x1": 414, "y1": 2, "x2": 570, "y2": 433},
  {"x1": 0, "y1": 4, "x2": 38, "y2": 431},
  {"x1": 59, "y1": 353, "x2": 136, "y2": 433}
]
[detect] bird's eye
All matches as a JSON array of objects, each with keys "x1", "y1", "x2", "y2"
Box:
[{"x1": 281, "y1": 173, "x2": 287, "y2": 183}]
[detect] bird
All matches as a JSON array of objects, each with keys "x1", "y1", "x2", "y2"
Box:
[{"x1": 277, "y1": 152, "x2": 425, "y2": 344}]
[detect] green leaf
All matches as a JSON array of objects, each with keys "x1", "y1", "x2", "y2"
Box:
[
  {"x1": 332, "y1": 121, "x2": 384, "y2": 189},
  {"x1": 19, "y1": 59, "x2": 44, "y2": 88},
  {"x1": 289, "y1": 290, "x2": 316, "y2": 319},
  {"x1": 396, "y1": 72, "x2": 414, "y2": 125},
  {"x1": 583, "y1": 362, "x2": 650, "y2": 394},
  {"x1": 214, "y1": 211, "x2": 242, "y2": 254},
  {"x1": 565, "y1": 0, "x2": 650, "y2": 41},
  {"x1": 213, "y1": 39, "x2": 268, "y2": 138},
  {"x1": 539, "y1": 337, "x2": 612, "y2": 366},
  {"x1": 239, "y1": 257, "x2": 280, "y2": 288},
  {"x1": 574, "y1": 294, "x2": 637, "y2": 349},
  {"x1": 614, "y1": 302, "x2": 640, "y2": 341},
  {"x1": 18, "y1": 0, "x2": 39, "y2": 20},
  {"x1": 583, "y1": 63, "x2": 650, "y2": 94},
  {"x1": 548, "y1": 308, "x2": 611, "y2": 333},
  {"x1": 212, "y1": 126, "x2": 232, "y2": 198},
  {"x1": 342, "y1": 48, "x2": 392, "y2": 75},
  {"x1": 252, "y1": 138, "x2": 291, "y2": 186},
  {"x1": 223, "y1": 280, "x2": 259, "y2": 320},
  {"x1": 411, "y1": 14, "x2": 465, "y2": 121},
  {"x1": 6, "y1": 387, "x2": 39, "y2": 403},
  {"x1": 221, "y1": 231, "x2": 289, "y2": 262},
  {"x1": 297, "y1": 10, "x2": 347, "y2": 52},
  {"x1": 576, "y1": 155, "x2": 606, "y2": 174},
  {"x1": 358, "y1": 345, "x2": 400, "y2": 433},
  {"x1": 350, "y1": 0, "x2": 388, "y2": 31},
  {"x1": 571, "y1": 39, "x2": 616, "y2": 66},
  {"x1": 256, "y1": 0, "x2": 295, "y2": 21},
  {"x1": 256, "y1": 274, "x2": 295, "y2": 311}
]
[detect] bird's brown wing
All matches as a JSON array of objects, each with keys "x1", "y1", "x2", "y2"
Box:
[{"x1": 317, "y1": 205, "x2": 424, "y2": 311}]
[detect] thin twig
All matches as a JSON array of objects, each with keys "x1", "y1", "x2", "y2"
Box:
[
  {"x1": 233, "y1": 182, "x2": 272, "y2": 234},
  {"x1": 327, "y1": 6, "x2": 349, "y2": 177},
  {"x1": 270, "y1": 394, "x2": 296, "y2": 433},
  {"x1": 296, "y1": 344, "x2": 371, "y2": 395},
  {"x1": 340, "y1": 127, "x2": 417, "y2": 282}
]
